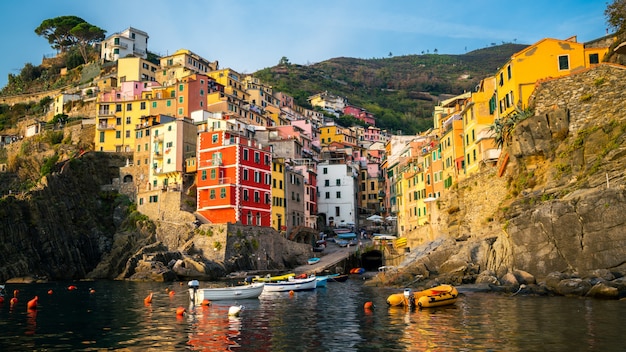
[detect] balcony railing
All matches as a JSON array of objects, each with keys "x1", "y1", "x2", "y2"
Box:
[{"x1": 97, "y1": 123, "x2": 117, "y2": 130}]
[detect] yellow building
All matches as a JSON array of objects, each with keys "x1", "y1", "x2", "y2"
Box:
[
  {"x1": 319, "y1": 123, "x2": 358, "y2": 146},
  {"x1": 462, "y1": 76, "x2": 500, "y2": 175},
  {"x1": 117, "y1": 57, "x2": 159, "y2": 83},
  {"x1": 156, "y1": 49, "x2": 218, "y2": 86},
  {"x1": 272, "y1": 157, "x2": 286, "y2": 232},
  {"x1": 495, "y1": 36, "x2": 610, "y2": 118},
  {"x1": 437, "y1": 94, "x2": 471, "y2": 186},
  {"x1": 95, "y1": 81, "x2": 160, "y2": 152}
]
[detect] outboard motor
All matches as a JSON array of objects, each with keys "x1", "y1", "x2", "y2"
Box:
[
  {"x1": 403, "y1": 288, "x2": 415, "y2": 309},
  {"x1": 188, "y1": 280, "x2": 200, "y2": 306}
]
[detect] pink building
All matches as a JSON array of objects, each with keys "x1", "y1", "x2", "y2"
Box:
[{"x1": 344, "y1": 105, "x2": 375, "y2": 126}]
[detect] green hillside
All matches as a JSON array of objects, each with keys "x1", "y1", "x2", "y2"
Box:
[{"x1": 254, "y1": 43, "x2": 528, "y2": 134}]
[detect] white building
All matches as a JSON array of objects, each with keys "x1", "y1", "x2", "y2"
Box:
[
  {"x1": 101, "y1": 27, "x2": 149, "y2": 62},
  {"x1": 317, "y1": 161, "x2": 359, "y2": 229}
]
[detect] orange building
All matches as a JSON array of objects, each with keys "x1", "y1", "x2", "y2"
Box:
[{"x1": 196, "y1": 129, "x2": 272, "y2": 226}]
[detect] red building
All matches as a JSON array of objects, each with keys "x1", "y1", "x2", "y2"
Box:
[
  {"x1": 196, "y1": 129, "x2": 272, "y2": 226},
  {"x1": 343, "y1": 105, "x2": 375, "y2": 126}
]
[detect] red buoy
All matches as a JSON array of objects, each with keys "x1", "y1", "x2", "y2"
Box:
[
  {"x1": 176, "y1": 306, "x2": 186, "y2": 316},
  {"x1": 144, "y1": 292, "x2": 153, "y2": 305},
  {"x1": 47, "y1": 290, "x2": 53, "y2": 295},
  {"x1": 10, "y1": 297, "x2": 18, "y2": 306},
  {"x1": 169, "y1": 290, "x2": 175, "y2": 297},
  {"x1": 68, "y1": 285, "x2": 77, "y2": 291},
  {"x1": 201, "y1": 299, "x2": 211, "y2": 306},
  {"x1": 364, "y1": 301, "x2": 373, "y2": 310},
  {"x1": 27, "y1": 296, "x2": 38, "y2": 310}
]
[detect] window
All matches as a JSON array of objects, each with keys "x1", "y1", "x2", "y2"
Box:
[
  {"x1": 220, "y1": 188, "x2": 226, "y2": 198},
  {"x1": 323, "y1": 167, "x2": 328, "y2": 174},
  {"x1": 126, "y1": 103, "x2": 132, "y2": 111},
  {"x1": 166, "y1": 100, "x2": 171, "y2": 107},
  {"x1": 243, "y1": 149, "x2": 248, "y2": 160},
  {"x1": 335, "y1": 207, "x2": 340, "y2": 217},
  {"x1": 507, "y1": 65, "x2": 511, "y2": 80},
  {"x1": 243, "y1": 189, "x2": 249, "y2": 201},
  {"x1": 325, "y1": 180, "x2": 330, "y2": 187},
  {"x1": 212, "y1": 133, "x2": 218, "y2": 143},
  {"x1": 336, "y1": 191, "x2": 341, "y2": 198},
  {"x1": 254, "y1": 191, "x2": 260, "y2": 203},
  {"x1": 325, "y1": 192, "x2": 330, "y2": 199},
  {"x1": 152, "y1": 102, "x2": 157, "y2": 108},
  {"x1": 201, "y1": 170, "x2": 207, "y2": 180},
  {"x1": 243, "y1": 169, "x2": 248, "y2": 181},
  {"x1": 210, "y1": 169, "x2": 216, "y2": 179},
  {"x1": 116, "y1": 104, "x2": 122, "y2": 112},
  {"x1": 589, "y1": 53, "x2": 599, "y2": 65},
  {"x1": 179, "y1": 96, "x2": 183, "y2": 103},
  {"x1": 179, "y1": 84, "x2": 184, "y2": 92},
  {"x1": 558, "y1": 55, "x2": 569, "y2": 70},
  {"x1": 140, "y1": 102, "x2": 146, "y2": 110},
  {"x1": 210, "y1": 189, "x2": 216, "y2": 199},
  {"x1": 336, "y1": 179, "x2": 341, "y2": 186}
]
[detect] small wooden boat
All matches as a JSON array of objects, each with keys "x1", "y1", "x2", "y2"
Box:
[
  {"x1": 263, "y1": 276, "x2": 317, "y2": 292},
  {"x1": 251, "y1": 273, "x2": 295, "y2": 283},
  {"x1": 327, "y1": 274, "x2": 349, "y2": 282},
  {"x1": 308, "y1": 257, "x2": 321, "y2": 265},
  {"x1": 187, "y1": 280, "x2": 265, "y2": 305},
  {"x1": 387, "y1": 285, "x2": 458, "y2": 308}
]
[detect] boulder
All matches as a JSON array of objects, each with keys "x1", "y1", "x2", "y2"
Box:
[
  {"x1": 586, "y1": 282, "x2": 619, "y2": 299},
  {"x1": 475, "y1": 270, "x2": 500, "y2": 285},
  {"x1": 513, "y1": 269, "x2": 536, "y2": 285},
  {"x1": 556, "y1": 278, "x2": 592, "y2": 296},
  {"x1": 500, "y1": 272, "x2": 519, "y2": 286}
]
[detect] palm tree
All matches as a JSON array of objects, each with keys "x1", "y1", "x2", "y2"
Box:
[{"x1": 489, "y1": 106, "x2": 534, "y2": 148}]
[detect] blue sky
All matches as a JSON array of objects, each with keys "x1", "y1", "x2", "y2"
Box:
[{"x1": 0, "y1": 0, "x2": 610, "y2": 88}]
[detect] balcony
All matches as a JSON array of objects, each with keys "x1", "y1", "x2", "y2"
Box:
[
  {"x1": 97, "y1": 123, "x2": 117, "y2": 130},
  {"x1": 97, "y1": 109, "x2": 115, "y2": 117}
]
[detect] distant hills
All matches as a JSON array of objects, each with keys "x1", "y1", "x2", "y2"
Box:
[{"x1": 254, "y1": 43, "x2": 528, "y2": 134}]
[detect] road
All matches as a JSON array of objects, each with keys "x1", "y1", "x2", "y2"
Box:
[{"x1": 294, "y1": 239, "x2": 368, "y2": 275}]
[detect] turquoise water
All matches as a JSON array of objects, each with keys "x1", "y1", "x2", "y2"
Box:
[{"x1": 0, "y1": 279, "x2": 624, "y2": 351}]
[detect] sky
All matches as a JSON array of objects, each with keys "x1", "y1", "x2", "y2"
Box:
[{"x1": 0, "y1": 0, "x2": 611, "y2": 88}]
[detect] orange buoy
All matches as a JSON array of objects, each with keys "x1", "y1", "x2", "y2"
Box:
[
  {"x1": 47, "y1": 290, "x2": 53, "y2": 295},
  {"x1": 169, "y1": 290, "x2": 175, "y2": 297},
  {"x1": 364, "y1": 301, "x2": 374, "y2": 310},
  {"x1": 10, "y1": 297, "x2": 18, "y2": 306},
  {"x1": 289, "y1": 290, "x2": 295, "y2": 296},
  {"x1": 13, "y1": 289, "x2": 19, "y2": 297},
  {"x1": 68, "y1": 285, "x2": 77, "y2": 291},
  {"x1": 27, "y1": 296, "x2": 38, "y2": 310},
  {"x1": 144, "y1": 292, "x2": 153, "y2": 305},
  {"x1": 89, "y1": 289, "x2": 96, "y2": 294},
  {"x1": 176, "y1": 306, "x2": 186, "y2": 316},
  {"x1": 201, "y1": 299, "x2": 211, "y2": 306}
]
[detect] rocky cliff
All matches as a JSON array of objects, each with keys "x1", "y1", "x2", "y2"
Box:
[{"x1": 373, "y1": 64, "x2": 626, "y2": 298}]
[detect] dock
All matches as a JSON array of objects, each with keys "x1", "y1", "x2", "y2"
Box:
[{"x1": 294, "y1": 243, "x2": 360, "y2": 275}]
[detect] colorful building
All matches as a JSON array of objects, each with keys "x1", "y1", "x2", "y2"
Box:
[{"x1": 196, "y1": 129, "x2": 272, "y2": 226}]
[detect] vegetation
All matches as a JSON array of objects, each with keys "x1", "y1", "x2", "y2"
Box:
[
  {"x1": 34, "y1": 16, "x2": 106, "y2": 64},
  {"x1": 489, "y1": 107, "x2": 534, "y2": 148},
  {"x1": 254, "y1": 44, "x2": 526, "y2": 135},
  {"x1": 606, "y1": 0, "x2": 626, "y2": 34}
]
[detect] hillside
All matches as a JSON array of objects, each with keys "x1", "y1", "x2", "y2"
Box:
[{"x1": 254, "y1": 44, "x2": 527, "y2": 134}]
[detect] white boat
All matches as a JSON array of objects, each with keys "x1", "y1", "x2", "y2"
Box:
[
  {"x1": 187, "y1": 280, "x2": 264, "y2": 305},
  {"x1": 308, "y1": 257, "x2": 320, "y2": 265},
  {"x1": 263, "y1": 276, "x2": 317, "y2": 292}
]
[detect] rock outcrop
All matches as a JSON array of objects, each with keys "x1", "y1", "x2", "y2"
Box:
[{"x1": 371, "y1": 64, "x2": 626, "y2": 299}]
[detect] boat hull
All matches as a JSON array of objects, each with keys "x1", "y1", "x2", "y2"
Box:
[
  {"x1": 263, "y1": 276, "x2": 317, "y2": 292},
  {"x1": 188, "y1": 283, "x2": 265, "y2": 304},
  {"x1": 387, "y1": 285, "x2": 458, "y2": 308},
  {"x1": 252, "y1": 273, "x2": 295, "y2": 283}
]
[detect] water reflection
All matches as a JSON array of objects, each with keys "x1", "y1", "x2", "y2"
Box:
[{"x1": 0, "y1": 281, "x2": 625, "y2": 351}]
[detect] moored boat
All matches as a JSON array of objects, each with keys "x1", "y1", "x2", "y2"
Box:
[
  {"x1": 387, "y1": 285, "x2": 458, "y2": 308},
  {"x1": 187, "y1": 280, "x2": 265, "y2": 305},
  {"x1": 251, "y1": 273, "x2": 295, "y2": 283},
  {"x1": 263, "y1": 276, "x2": 317, "y2": 292},
  {"x1": 327, "y1": 274, "x2": 349, "y2": 282},
  {"x1": 315, "y1": 276, "x2": 328, "y2": 287},
  {"x1": 308, "y1": 257, "x2": 321, "y2": 265}
]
